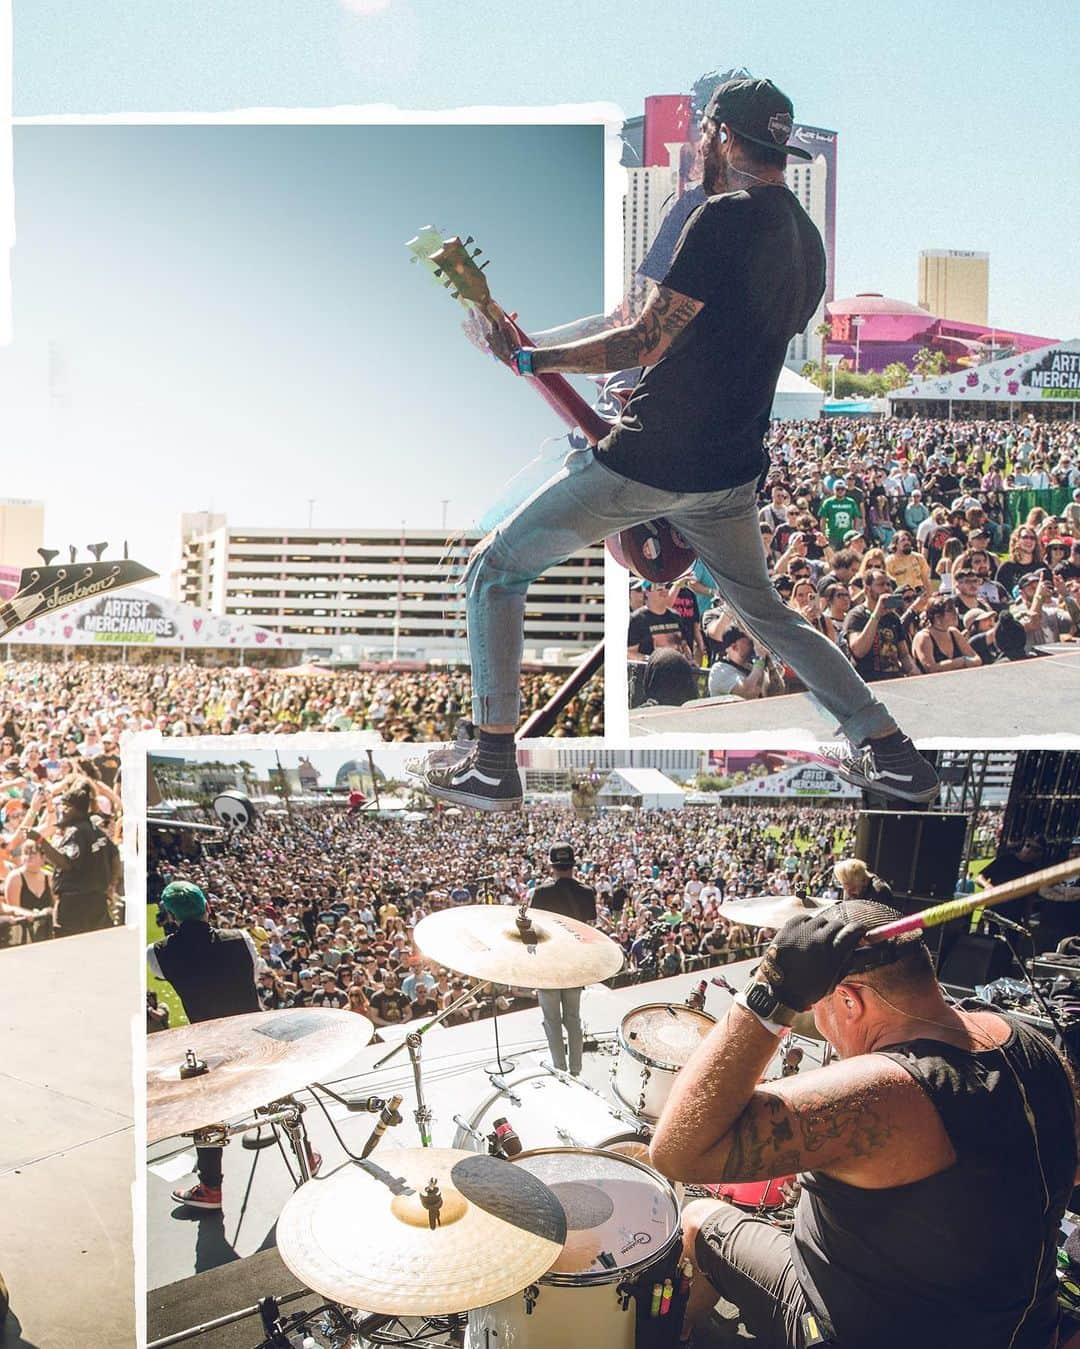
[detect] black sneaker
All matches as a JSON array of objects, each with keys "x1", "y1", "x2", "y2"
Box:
[
  {"x1": 420, "y1": 746, "x2": 523, "y2": 812},
  {"x1": 832, "y1": 735, "x2": 939, "y2": 803}
]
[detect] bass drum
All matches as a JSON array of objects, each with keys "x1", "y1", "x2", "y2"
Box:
[
  {"x1": 466, "y1": 1147, "x2": 681, "y2": 1349},
  {"x1": 452, "y1": 1067, "x2": 647, "y2": 1155}
]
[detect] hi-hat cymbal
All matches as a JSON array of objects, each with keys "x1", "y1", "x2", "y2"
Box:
[
  {"x1": 147, "y1": 1008, "x2": 373, "y2": 1144},
  {"x1": 413, "y1": 905, "x2": 624, "y2": 989},
  {"x1": 716, "y1": 894, "x2": 834, "y2": 930},
  {"x1": 277, "y1": 1147, "x2": 567, "y2": 1315}
]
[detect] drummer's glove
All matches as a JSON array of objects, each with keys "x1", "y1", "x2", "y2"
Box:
[{"x1": 756, "y1": 910, "x2": 868, "y2": 1012}]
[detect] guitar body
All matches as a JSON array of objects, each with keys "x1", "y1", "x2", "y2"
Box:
[{"x1": 407, "y1": 229, "x2": 697, "y2": 582}]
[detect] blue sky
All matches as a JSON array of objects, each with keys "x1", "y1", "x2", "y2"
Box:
[
  {"x1": 15, "y1": 0, "x2": 1080, "y2": 344},
  {"x1": 1, "y1": 124, "x2": 603, "y2": 586}
]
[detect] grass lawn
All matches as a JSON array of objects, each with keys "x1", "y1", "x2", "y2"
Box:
[{"x1": 147, "y1": 905, "x2": 189, "y2": 1029}]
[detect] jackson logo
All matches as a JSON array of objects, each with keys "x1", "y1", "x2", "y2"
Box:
[
  {"x1": 768, "y1": 112, "x2": 793, "y2": 145},
  {"x1": 44, "y1": 571, "x2": 119, "y2": 610}
]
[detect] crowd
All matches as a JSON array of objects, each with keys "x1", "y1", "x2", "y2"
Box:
[
  {"x1": 0, "y1": 746, "x2": 124, "y2": 944},
  {"x1": 148, "y1": 797, "x2": 1002, "y2": 1030},
  {"x1": 0, "y1": 660, "x2": 603, "y2": 744},
  {"x1": 628, "y1": 415, "x2": 1080, "y2": 703}
]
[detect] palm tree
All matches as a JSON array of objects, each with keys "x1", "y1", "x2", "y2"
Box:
[
  {"x1": 881, "y1": 362, "x2": 912, "y2": 391},
  {"x1": 814, "y1": 320, "x2": 832, "y2": 367},
  {"x1": 912, "y1": 347, "x2": 947, "y2": 381}
]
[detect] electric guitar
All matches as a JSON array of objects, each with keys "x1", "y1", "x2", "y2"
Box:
[
  {"x1": 0, "y1": 549, "x2": 158, "y2": 639},
  {"x1": 406, "y1": 228, "x2": 695, "y2": 583}
]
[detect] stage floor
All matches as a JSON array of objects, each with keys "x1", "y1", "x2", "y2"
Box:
[
  {"x1": 0, "y1": 926, "x2": 136, "y2": 1347},
  {"x1": 147, "y1": 960, "x2": 798, "y2": 1296},
  {"x1": 629, "y1": 646, "x2": 1080, "y2": 741}
]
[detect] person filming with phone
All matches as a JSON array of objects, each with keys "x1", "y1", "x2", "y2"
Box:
[{"x1": 842, "y1": 570, "x2": 919, "y2": 682}]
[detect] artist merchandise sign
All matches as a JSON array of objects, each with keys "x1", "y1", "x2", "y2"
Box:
[
  {"x1": 79, "y1": 596, "x2": 177, "y2": 643},
  {"x1": 894, "y1": 339, "x2": 1080, "y2": 402}
]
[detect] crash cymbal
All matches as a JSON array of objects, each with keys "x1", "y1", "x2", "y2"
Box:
[
  {"x1": 413, "y1": 905, "x2": 624, "y2": 989},
  {"x1": 277, "y1": 1147, "x2": 567, "y2": 1315},
  {"x1": 147, "y1": 1008, "x2": 373, "y2": 1144},
  {"x1": 716, "y1": 894, "x2": 834, "y2": 930}
]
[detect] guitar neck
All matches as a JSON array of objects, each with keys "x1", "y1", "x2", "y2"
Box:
[{"x1": 505, "y1": 316, "x2": 610, "y2": 447}]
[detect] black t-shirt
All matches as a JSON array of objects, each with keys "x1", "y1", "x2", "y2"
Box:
[
  {"x1": 842, "y1": 606, "x2": 909, "y2": 681},
  {"x1": 628, "y1": 606, "x2": 686, "y2": 655},
  {"x1": 596, "y1": 187, "x2": 826, "y2": 492},
  {"x1": 530, "y1": 876, "x2": 597, "y2": 925},
  {"x1": 371, "y1": 989, "x2": 411, "y2": 1023}
]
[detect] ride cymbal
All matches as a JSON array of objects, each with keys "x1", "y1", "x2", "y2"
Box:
[
  {"x1": 276, "y1": 1147, "x2": 567, "y2": 1315},
  {"x1": 413, "y1": 905, "x2": 624, "y2": 989},
  {"x1": 147, "y1": 1008, "x2": 373, "y2": 1144}
]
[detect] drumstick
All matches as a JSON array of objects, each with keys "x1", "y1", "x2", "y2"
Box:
[{"x1": 863, "y1": 858, "x2": 1080, "y2": 944}]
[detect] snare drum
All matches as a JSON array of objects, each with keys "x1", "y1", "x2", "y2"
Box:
[
  {"x1": 453, "y1": 1067, "x2": 645, "y2": 1154},
  {"x1": 466, "y1": 1148, "x2": 681, "y2": 1349},
  {"x1": 612, "y1": 1004, "x2": 716, "y2": 1122}
]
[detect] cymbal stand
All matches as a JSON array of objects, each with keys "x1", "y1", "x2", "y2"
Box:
[
  {"x1": 406, "y1": 1032, "x2": 433, "y2": 1147},
  {"x1": 188, "y1": 1096, "x2": 316, "y2": 1187},
  {"x1": 372, "y1": 978, "x2": 492, "y2": 1070}
]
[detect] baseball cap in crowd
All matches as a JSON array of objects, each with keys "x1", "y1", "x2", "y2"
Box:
[
  {"x1": 160, "y1": 880, "x2": 209, "y2": 922},
  {"x1": 962, "y1": 608, "x2": 995, "y2": 633},
  {"x1": 703, "y1": 77, "x2": 812, "y2": 161},
  {"x1": 1018, "y1": 571, "x2": 1044, "y2": 588},
  {"x1": 550, "y1": 843, "x2": 575, "y2": 868},
  {"x1": 843, "y1": 530, "x2": 863, "y2": 543}
]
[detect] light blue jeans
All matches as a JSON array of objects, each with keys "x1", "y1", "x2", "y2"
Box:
[
  {"x1": 537, "y1": 985, "x2": 583, "y2": 1075},
  {"x1": 465, "y1": 448, "x2": 896, "y2": 742}
]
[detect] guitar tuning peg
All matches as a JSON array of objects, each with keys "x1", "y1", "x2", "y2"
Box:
[
  {"x1": 479, "y1": 261, "x2": 490, "y2": 270},
  {"x1": 88, "y1": 542, "x2": 108, "y2": 561},
  {"x1": 68, "y1": 546, "x2": 77, "y2": 564},
  {"x1": 471, "y1": 247, "x2": 482, "y2": 257},
  {"x1": 432, "y1": 268, "x2": 443, "y2": 278},
  {"x1": 464, "y1": 235, "x2": 474, "y2": 246},
  {"x1": 37, "y1": 548, "x2": 58, "y2": 567}
]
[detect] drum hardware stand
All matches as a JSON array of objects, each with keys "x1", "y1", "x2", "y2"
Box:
[
  {"x1": 541, "y1": 1059, "x2": 648, "y2": 1135},
  {"x1": 187, "y1": 1097, "x2": 316, "y2": 1187},
  {"x1": 406, "y1": 1032, "x2": 434, "y2": 1147},
  {"x1": 372, "y1": 978, "x2": 493, "y2": 1071}
]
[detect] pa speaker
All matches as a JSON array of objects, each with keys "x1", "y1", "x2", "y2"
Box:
[{"x1": 854, "y1": 810, "x2": 968, "y2": 901}]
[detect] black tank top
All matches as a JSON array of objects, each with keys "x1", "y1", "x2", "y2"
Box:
[
  {"x1": 154, "y1": 922, "x2": 260, "y2": 1024},
  {"x1": 791, "y1": 1017, "x2": 1076, "y2": 1349},
  {"x1": 13, "y1": 870, "x2": 52, "y2": 908}
]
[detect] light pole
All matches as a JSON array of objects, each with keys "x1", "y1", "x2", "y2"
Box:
[{"x1": 851, "y1": 315, "x2": 865, "y2": 375}]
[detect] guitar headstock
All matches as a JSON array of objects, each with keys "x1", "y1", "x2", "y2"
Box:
[{"x1": 406, "y1": 227, "x2": 492, "y2": 311}]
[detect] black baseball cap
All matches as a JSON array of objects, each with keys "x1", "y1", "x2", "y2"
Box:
[
  {"x1": 550, "y1": 843, "x2": 575, "y2": 868},
  {"x1": 703, "y1": 77, "x2": 813, "y2": 161}
]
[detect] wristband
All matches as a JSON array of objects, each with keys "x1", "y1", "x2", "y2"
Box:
[
  {"x1": 751, "y1": 657, "x2": 766, "y2": 668},
  {"x1": 734, "y1": 990, "x2": 790, "y2": 1037},
  {"x1": 512, "y1": 347, "x2": 535, "y2": 377}
]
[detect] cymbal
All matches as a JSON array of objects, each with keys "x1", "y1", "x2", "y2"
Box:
[
  {"x1": 716, "y1": 894, "x2": 834, "y2": 930},
  {"x1": 276, "y1": 1147, "x2": 567, "y2": 1315},
  {"x1": 413, "y1": 905, "x2": 624, "y2": 989},
  {"x1": 147, "y1": 1008, "x2": 373, "y2": 1144}
]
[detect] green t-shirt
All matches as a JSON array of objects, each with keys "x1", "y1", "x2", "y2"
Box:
[{"x1": 820, "y1": 495, "x2": 861, "y2": 545}]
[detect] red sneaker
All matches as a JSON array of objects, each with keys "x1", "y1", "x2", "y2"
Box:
[{"x1": 171, "y1": 1182, "x2": 222, "y2": 1211}]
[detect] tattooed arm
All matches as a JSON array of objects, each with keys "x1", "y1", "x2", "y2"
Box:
[
  {"x1": 529, "y1": 277, "x2": 649, "y2": 348},
  {"x1": 530, "y1": 283, "x2": 704, "y2": 375},
  {"x1": 649, "y1": 1003, "x2": 950, "y2": 1186}
]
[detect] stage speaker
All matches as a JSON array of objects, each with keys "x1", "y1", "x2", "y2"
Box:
[
  {"x1": 938, "y1": 932, "x2": 1017, "y2": 990},
  {"x1": 854, "y1": 810, "x2": 968, "y2": 902},
  {"x1": 1003, "y1": 751, "x2": 1080, "y2": 853}
]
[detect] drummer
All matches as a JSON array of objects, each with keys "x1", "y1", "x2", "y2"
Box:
[
  {"x1": 648, "y1": 901, "x2": 1078, "y2": 1348},
  {"x1": 148, "y1": 880, "x2": 262, "y2": 1213},
  {"x1": 529, "y1": 843, "x2": 596, "y2": 1077}
]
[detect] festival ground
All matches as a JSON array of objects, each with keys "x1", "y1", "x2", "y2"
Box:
[
  {"x1": 630, "y1": 646, "x2": 1080, "y2": 738},
  {"x1": 0, "y1": 926, "x2": 136, "y2": 1348},
  {"x1": 146, "y1": 960, "x2": 778, "y2": 1305}
]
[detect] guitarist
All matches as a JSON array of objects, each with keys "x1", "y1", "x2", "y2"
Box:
[{"x1": 419, "y1": 77, "x2": 937, "y2": 812}]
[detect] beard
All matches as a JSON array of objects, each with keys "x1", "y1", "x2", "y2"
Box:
[{"x1": 702, "y1": 145, "x2": 730, "y2": 195}]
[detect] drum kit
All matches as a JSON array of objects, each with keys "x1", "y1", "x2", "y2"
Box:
[{"x1": 147, "y1": 898, "x2": 822, "y2": 1349}]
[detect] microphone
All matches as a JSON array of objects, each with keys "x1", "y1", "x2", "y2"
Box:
[
  {"x1": 360, "y1": 1094, "x2": 403, "y2": 1160},
  {"x1": 711, "y1": 974, "x2": 738, "y2": 996},
  {"x1": 346, "y1": 1095, "x2": 389, "y2": 1114},
  {"x1": 982, "y1": 910, "x2": 1032, "y2": 937},
  {"x1": 489, "y1": 1117, "x2": 522, "y2": 1158}
]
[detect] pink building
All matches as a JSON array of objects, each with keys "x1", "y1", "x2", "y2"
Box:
[{"x1": 825, "y1": 293, "x2": 1056, "y2": 374}]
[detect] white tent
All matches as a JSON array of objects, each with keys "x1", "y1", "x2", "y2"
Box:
[
  {"x1": 597, "y1": 768, "x2": 685, "y2": 810},
  {"x1": 772, "y1": 366, "x2": 824, "y2": 421}
]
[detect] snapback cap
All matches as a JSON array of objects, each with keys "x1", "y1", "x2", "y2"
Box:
[
  {"x1": 703, "y1": 77, "x2": 813, "y2": 161},
  {"x1": 549, "y1": 843, "x2": 575, "y2": 868}
]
